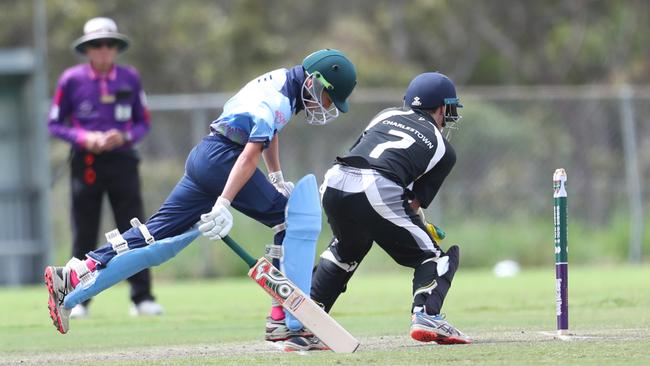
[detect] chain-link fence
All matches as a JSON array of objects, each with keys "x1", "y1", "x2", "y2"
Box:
[{"x1": 48, "y1": 86, "x2": 650, "y2": 275}]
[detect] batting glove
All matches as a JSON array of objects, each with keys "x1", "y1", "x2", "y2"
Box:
[
  {"x1": 268, "y1": 171, "x2": 294, "y2": 197},
  {"x1": 199, "y1": 197, "x2": 233, "y2": 240}
]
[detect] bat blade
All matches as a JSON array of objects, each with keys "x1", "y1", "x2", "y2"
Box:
[{"x1": 249, "y1": 257, "x2": 359, "y2": 353}]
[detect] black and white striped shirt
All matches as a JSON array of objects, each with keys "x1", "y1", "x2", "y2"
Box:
[{"x1": 337, "y1": 107, "x2": 456, "y2": 208}]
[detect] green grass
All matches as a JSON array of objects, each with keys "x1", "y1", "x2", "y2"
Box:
[{"x1": 2, "y1": 265, "x2": 650, "y2": 365}]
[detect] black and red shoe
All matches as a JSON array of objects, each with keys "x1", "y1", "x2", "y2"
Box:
[
  {"x1": 264, "y1": 316, "x2": 313, "y2": 342},
  {"x1": 283, "y1": 335, "x2": 330, "y2": 352}
]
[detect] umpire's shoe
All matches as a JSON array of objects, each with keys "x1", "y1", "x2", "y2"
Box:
[
  {"x1": 410, "y1": 311, "x2": 472, "y2": 344},
  {"x1": 44, "y1": 266, "x2": 74, "y2": 334},
  {"x1": 265, "y1": 317, "x2": 313, "y2": 342}
]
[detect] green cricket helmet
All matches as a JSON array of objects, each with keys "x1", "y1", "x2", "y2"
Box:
[{"x1": 301, "y1": 49, "x2": 357, "y2": 125}]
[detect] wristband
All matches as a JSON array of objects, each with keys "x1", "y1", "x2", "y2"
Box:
[
  {"x1": 216, "y1": 196, "x2": 231, "y2": 207},
  {"x1": 121, "y1": 131, "x2": 132, "y2": 142},
  {"x1": 268, "y1": 171, "x2": 284, "y2": 185}
]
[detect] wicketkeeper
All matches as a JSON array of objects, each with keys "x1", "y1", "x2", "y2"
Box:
[
  {"x1": 44, "y1": 49, "x2": 358, "y2": 341},
  {"x1": 287, "y1": 72, "x2": 471, "y2": 350}
]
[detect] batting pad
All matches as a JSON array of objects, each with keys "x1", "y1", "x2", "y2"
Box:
[
  {"x1": 64, "y1": 228, "x2": 200, "y2": 308},
  {"x1": 282, "y1": 174, "x2": 322, "y2": 330}
]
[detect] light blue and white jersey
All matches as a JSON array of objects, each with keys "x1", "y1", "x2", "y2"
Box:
[{"x1": 210, "y1": 65, "x2": 305, "y2": 147}]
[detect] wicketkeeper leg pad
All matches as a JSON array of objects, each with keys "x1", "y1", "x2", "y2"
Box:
[
  {"x1": 412, "y1": 245, "x2": 460, "y2": 315},
  {"x1": 310, "y1": 247, "x2": 358, "y2": 313},
  {"x1": 64, "y1": 227, "x2": 200, "y2": 308},
  {"x1": 281, "y1": 174, "x2": 322, "y2": 331}
]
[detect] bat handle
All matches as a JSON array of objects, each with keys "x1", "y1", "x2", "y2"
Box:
[{"x1": 222, "y1": 235, "x2": 258, "y2": 268}]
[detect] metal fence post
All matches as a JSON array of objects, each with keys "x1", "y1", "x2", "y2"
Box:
[
  {"x1": 619, "y1": 85, "x2": 644, "y2": 263},
  {"x1": 191, "y1": 109, "x2": 209, "y2": 145}
]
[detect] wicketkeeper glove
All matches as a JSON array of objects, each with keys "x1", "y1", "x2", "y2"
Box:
[
  {"x1": 416, "y1": 208, "x2": 446, "y2": 242},
  {"x1": 198, "y1": 196, "x2": 233, "y2": 240},
  {"x1": 268, "y1": 171, "x2": 294, "y2": 197},
  {"x1": 426, "y1": 222, "x2": 446, "y2": 243}
]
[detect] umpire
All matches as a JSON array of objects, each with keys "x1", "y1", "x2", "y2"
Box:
[{"x1": 47, "y1": 17, "x2": 162, "y2": 318}]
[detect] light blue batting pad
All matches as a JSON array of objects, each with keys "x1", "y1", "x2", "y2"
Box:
[
  {"x1": 282, "y1": 174, "x2": 322, "y2": 330},
  {"x1": 64, "y1": 228, "x2": 200, "y2": 308}
]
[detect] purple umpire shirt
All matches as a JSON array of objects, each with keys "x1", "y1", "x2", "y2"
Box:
[{"x1": 47, "y1": 63, "x2": 151, "y2": 151}]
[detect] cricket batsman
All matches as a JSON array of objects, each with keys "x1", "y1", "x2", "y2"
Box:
[{"x1": 44, "y1": 49, "x2": 358, "y2": 341}]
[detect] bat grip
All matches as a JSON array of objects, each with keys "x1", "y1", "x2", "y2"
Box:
[{"x1": 222, "y1": 235, "x2": 258, "y2": 268}]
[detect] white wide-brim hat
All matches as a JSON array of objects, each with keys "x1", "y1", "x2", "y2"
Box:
[{"x1": 72, "y1": 17, "x2": 129, "y2": 54}]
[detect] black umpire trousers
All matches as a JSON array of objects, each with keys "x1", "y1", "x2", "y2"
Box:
[{"x1": 70, "y1": 149, "x2": 154, "y2": 305}]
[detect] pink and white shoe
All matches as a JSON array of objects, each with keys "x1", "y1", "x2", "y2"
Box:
[{"x1": 44, "y1": 266, "x2": 73, "y2": 334}]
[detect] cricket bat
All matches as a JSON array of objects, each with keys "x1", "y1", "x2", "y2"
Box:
[{"x1": 222, "y1": 235, "x2": 360, "y2": 353}]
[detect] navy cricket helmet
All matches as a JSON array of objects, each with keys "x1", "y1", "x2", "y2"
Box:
[
  {"x1": 404, "y1": 72, "x2": 461, "y2": 110},
  {"x1": 404, "y1": 72, "x2": 463, "y2": 136}
]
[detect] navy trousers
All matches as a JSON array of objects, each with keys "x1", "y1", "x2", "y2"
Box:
[{"x1": 88, "y1": 134, "x2": 288, "y2": 266}]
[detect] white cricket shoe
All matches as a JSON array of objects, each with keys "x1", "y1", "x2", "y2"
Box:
[
  {"x1": 410, "y1": 311, "x2": 472, "y2": 344},
  {"x1": 70, "y1": 304, "x2": 89, "y2": 319},
  {"x1": 129, "y1": 300, "x2": 163, "y2": 316}
]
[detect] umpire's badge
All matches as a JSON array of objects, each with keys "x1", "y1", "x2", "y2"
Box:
[
  {"x1": 115, "y1": 104, "x2": 132, "y2": 121},
  {"x1": 101, "y1": 94, "x2": 116, "y2": 104}
]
